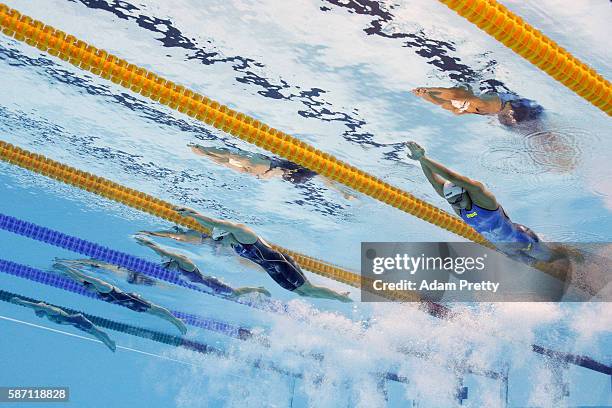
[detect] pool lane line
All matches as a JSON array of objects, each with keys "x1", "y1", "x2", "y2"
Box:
[
  {"x1": 440, "y1": 0, "x2": 611, "y2": 115},
  {"x1": 2, "y1": 257, "x2": 608, "y2": 381},
  {"x1": 0, "y1": 211, "x2": 295, "y2": 314},
  {"x1": 0, "y1": 258, "x2": 503, "y2": 385},
  {"x1": 0, "y1": 3, "x2": 491, "y2": 247},
  {"x1": 0, "y1": 141, "x2": 441, "y2": 309},
  {"x1": 0, "y1": 314, "x2": 206, "y2": 369},
  {"x1": 0, "y1": 289, "x2": 299, "y2": 379},
  {"x1": 0, "y1": 257, "x2": 252, "y2": 340},
  {"x1": 0, "y1": 288, "x2": 223, "y2": 356}
]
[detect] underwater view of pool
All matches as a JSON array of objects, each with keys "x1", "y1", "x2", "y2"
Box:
[{"x1": 0, "y1": 0, "x2": 610, "y2": 406}]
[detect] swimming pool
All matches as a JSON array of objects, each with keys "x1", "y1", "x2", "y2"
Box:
[{"x1": 0, "y1": 0, "x2": 610, "y2": 406}]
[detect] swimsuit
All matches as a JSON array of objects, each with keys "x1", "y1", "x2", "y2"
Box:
[
  {"x1": 496, "y1": 92, "x2": 544, "y2": 124},
  {"x1": 87, "y1": 284, "x2": 151, "y2": 313},
  {"x1": 162, "y1": 260, "x2": 234, "y2": 295},
  {"x1": 451, "y1": 99, "x2": 470, "y2": 113},
  {"x1": 460, "y1": 204, "x2": 552, "y2": 262},
  {"x1": 56, "y1": 313, "x2": 94, "y2": 331},
  {"x1": 268, "y1": 158, "x2": 317, "y2": 184},
  {"x1": 232, "y1": 238, "x2": 307, "y2": 291}
]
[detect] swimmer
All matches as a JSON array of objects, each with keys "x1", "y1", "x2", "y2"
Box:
[
  {"x1": 406, "y1": 141, "x2": 567, "y2": 268},
  {"x1": 412, "y1": 86, "x2": 543, "y2": 126},
  {"x1": 53, "y1": 261, "x2": 187, "y2": 335},
  {"x1": 189, "y1": 143, "x2": 357, "y2": 200},
  {"x1": 174, "y1": 206, "x2": 353, "y2": 303},
  {"x1": 11, "y1": 297, "x2": 116, "y2": 352},
  {"x1": 137, "y1": 226, "x2": 208, "y2": 245},
  {"x1": 133, "y1": 235, "x2": 271, "y2": 298},
  {"x1": 55, "y1": 258, "x2": 160, "y2": 287}
]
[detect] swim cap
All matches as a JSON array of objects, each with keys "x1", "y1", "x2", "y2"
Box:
[
  {"x1": 211, "y1": 227, "x2": 231, "y2": 241},
  {"x1": 443, "y1": 182, "x2": 465, "y2": 200}
]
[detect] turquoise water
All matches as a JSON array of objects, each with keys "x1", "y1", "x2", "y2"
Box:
[{"x1": 0, "y1": 0, "x2": 610, "y2": 407}]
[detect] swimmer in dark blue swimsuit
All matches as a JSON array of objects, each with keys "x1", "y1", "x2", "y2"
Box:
[
  {"x1": 174, "y1": 207, "x2": 352, "y2": 302},
  {"x1": 406, "y1": 141, "x2": 568, "y2": 268},
  {"x1": 412, "y1": 86, "x2": 543, "y2": 126},
  {"x1": 54, "y1": 262, "x2": 187, "y2": 335},
  {"x1": 11, "y1": 297, "x2": 116, "y2": 352},
  {"x1": 133, "y1": 235, "x2": 270, "y2": 298}
]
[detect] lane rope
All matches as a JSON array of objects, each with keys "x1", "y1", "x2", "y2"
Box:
[
  {"x1": 0, "y1": 212, "x2": 295, "y2": 313},
  {"x1": 0, "y1": 142, "x2": 435, "y2": 307},
  {"x1": 0, "y1": 257, "x2": 251, "y2": 339},
  {"x1": 0, "y1": 288, "x2": 223, "y2": 356},
  {"x1": 0, "y1": 288, "x2": 299, "y2": 378},
  {"x1": 0, "y1": 3, "x2": 490, "y2": 247},
  {"x1": 439, "y1": 0, "x2": 611, "y2": 115}
]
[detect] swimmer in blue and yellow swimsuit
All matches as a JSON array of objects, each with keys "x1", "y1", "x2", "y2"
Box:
[
  {"x1": 11, "y1": 297, "x2": 116, "y2": 352},
  {"x1": 174, "y1": 207, "x2": 352, "y2": 302},
  {"x1": 412, "y1": 86, "x2": 543, "y2": 126},
  {"x1": 406, "y1": 141, "x2": 561, "y2": 266}
]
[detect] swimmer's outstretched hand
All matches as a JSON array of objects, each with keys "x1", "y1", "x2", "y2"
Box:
[
  {"x1": 405, "y1": 141, "x2": 425, "y2": 160},
  {"x1": 411, "y1": 87, "x2": 428, "y2": 97},
  {"x1": 133, "y1": 235, "x2": 155, "y2": 247},
  {"x1": 175, "y1": 206, "x2": 200, "y2": 218}
]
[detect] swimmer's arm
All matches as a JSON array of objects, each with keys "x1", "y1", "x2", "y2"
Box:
[
  {"x1": 178, "y1": 210, "x2": 258, "y2": 243},
  {"x1": 419, "y1": 160, "x2": 445, "y2": 197},
  {"x1": 11, "y1": 297, "x2": 41, "y2": 309},
  {"x1": 137, "y1": 237, "x2": 199, "y2": 271},
  {"x1": 418, "y1": 87, "x2": 473, "y2": 104},
  {"x1": 419, "y1": 156, "x2": 498, "y2": 209},
  {"x1": 16, "y1": 299, "x2": 67, "y2": 317}
]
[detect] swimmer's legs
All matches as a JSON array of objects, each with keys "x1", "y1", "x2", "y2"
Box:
[
  {"x1": 86, "y1": 325, "x2": 117, "y2": 352},
  {"x1": 147, "y1": 304, "x2": 187, "y2": 335},
  {"x1": 294, "y1": 282, "x2": 352, "y2": 303}
]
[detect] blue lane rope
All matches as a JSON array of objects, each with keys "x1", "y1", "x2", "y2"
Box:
[
  {"x1": 0, "y1": 288, "x2": 300, "y2": 378},
  {"x1": 0, "y1": 213, "x2": 287, "y2": 313},
  {"x1": 0, "y1": 288, "x2": 222, "y2": 356},
  {"x1": 0, "y1": 257, "x2": 250, "y2": 340}
]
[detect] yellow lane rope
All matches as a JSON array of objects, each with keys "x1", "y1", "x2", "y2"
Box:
[
  {"x1": 0, "y1": 140, "x2": 424, "y2": 302},
  {"x1": 440, "y1": 0, "x2": 611, "y2": 115},
  {"x1": 0, "y1": 4, "x2": 491, "y2": 248}
]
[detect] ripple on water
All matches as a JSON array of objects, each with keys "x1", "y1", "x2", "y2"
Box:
[
  {"x1": 528, "y1": 224, "x2": 608, "y2": 243},
  {"x1": 479, "y1": 127, "x2": 600, "y2": 197}
]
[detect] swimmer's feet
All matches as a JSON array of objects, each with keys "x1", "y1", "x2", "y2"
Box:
[{"x1": 91, "y1": 329, "x2": 116, "y2": 352}]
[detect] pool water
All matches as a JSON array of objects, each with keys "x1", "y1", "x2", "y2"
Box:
[{"x1": 0, "y1": 0, "x2": 610, "y2": 407}]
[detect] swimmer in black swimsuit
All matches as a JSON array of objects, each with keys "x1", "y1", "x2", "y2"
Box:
[
  {"x1": 174, "y1": 206, "x2": 352, "y2": 302},
  {"x1": 54, "y1": 262, "x2": 187, "y2": 335},
  {"x1": 412, "y1": 86, "x2": 543, "y2": 126},
  {"x1": 11, "y1": 297, "x2": 116, "y2": 352},
  {"x1": 133, "y1": 235, "x2": 270, "y2": 298}
]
